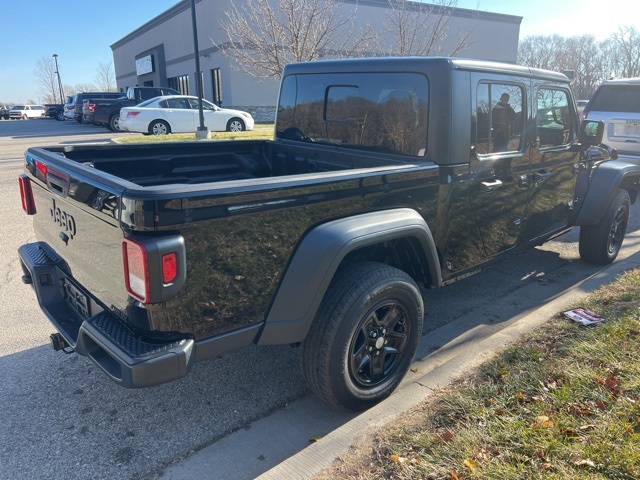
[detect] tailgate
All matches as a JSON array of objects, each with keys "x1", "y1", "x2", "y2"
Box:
[{"x1": 22, "y1": 149, "x2": 128, "y2": 312}]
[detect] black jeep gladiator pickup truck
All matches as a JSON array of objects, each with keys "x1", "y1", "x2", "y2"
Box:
[
  {"x1": 18, "y1": 57, "x2": 640, "y2": 410},
  {"x1": 87, "y1": 86, "x2": 180, "y2": 131}
]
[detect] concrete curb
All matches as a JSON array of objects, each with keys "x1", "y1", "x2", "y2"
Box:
[{"x1": 257, "y1": 254, "x2": 640, "y2": 479}]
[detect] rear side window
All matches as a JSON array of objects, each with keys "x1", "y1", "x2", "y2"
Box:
[
  {"x1": 276, "y1": 72, "x2": 428, "y2": 157},
  {"x1": 589, "y1": 85, "x2": 640, "y2": 112},
  {"x1": 475, "y1": 83, "x2": 524, "y2": 155}
]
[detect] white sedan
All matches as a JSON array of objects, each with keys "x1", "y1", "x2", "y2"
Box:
[{"x1": 119, "y1": 95, "x2": 255, "y2": 135}]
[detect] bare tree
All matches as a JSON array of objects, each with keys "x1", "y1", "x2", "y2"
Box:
[
  {"x1": 217, "y1": 0, "x2": 378, "y2": 79},
  {"x1": 384, "y1": 0, "x2": 476, "y2": 57},
  {"x1": 609, "y1": 25, "x2": 640, "y2": 78},
  {"x1": 94, "y1": 62, "x2": 118, "y2": 92},
  {"x1": 34, "y1": 56, "x2": 59, "y2": 104},
  {"x1": 74, "y1": 83, "x2": 97, "y2": 93}
]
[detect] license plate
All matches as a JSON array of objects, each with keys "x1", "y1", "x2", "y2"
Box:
[
  {"x1": 63, "y1": 279, "x2": 90, "y2": 319},
  {"x1": 613, "y1": 122, "x2": 640, "y2": 138}
]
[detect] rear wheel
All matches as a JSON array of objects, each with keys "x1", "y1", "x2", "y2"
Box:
[
  {"x1": 226, "y1": 118, "x2": 245, "y2": 132},
  {"x1": 302, "y1": 262, "x2": 423, "y2": 410},
  {"x1": 149, "y1": 120, "x2": 170, "y2": 136},
  {"x1": 579, "y1": 188, "x2": 630, "y2": 265},
  {"x1": 109, "y1": 114, "x2": 120, "y2": 132}
]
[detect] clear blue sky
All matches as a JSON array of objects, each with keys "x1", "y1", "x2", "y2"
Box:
[
  {"x1": 1, "y1": 0, "x2": 178, "y2": 104},
  {"x1": 1, "y1": 0, "x2": 637, "y2": 104}
]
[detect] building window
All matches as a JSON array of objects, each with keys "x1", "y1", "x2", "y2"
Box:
[
  {"x1": 168, "y1": 75, "x2": 190, "y2": 95},
  {"x1": 211, "y1": 68, "x2": 222, "y2": 106}
]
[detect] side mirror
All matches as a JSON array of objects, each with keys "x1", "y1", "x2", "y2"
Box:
[{"x1": 579, "y1": 120, "x2": 604, "y2": 146}]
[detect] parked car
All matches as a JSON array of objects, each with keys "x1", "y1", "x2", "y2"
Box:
[
  {"x1": 9, "y1": 105, "x2": 45, "y2": 120},
  {"x1": 43, "y1": 104, "x2": 65, "y2": 121},
  {"x1": 581, "y1": 78, "x2": 640, "y2": 160},
  {"x1": 119, "y1": 95, "x2": 255, "y2": 135},
  {"x1": 0, "y1": 104, "x2": 11, "y2": 120},
  {"x1": 69, "y1": 92, "x2": 126, "y2": 122},
  {"x1": 63, "y1": 95, "x2": 76, "y2": 120},
  {"x1": 86, "y1": 86, "x2": 180, "y2": 131}
]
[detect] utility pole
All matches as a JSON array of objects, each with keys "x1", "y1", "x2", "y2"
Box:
[{"x1": 52, "y1": 54, "x2": 64, "y2": 104}]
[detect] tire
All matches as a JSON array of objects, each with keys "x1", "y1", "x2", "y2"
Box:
[
  {"x1": 22, "y1": 114, "x2": 28, "y2": 120},
  {"x1": 149, "y1": 120, "x2": 170, "y2": 135},
  {"x1": 226, "y1": 118, "x2": 245, "y2": 132},
  {"x1": 55, "y1": 111, "x2": 65, "y2": 121},
  {"x1": 579, "y1": 188, "x2": 630, "y2": 265},
  {"x1": 302, "y1": 262, "x2": 423, "y2": 410},
  {"x1": 109, "y1": 114, "x2": 120, "y2": 132}
]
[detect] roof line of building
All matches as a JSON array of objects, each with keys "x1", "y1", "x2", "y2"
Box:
[{"x1": 110, "y1": 0, "x2": 522, "y2": 51}]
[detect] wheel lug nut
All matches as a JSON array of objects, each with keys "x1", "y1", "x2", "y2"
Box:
[{"x1": 369, "y1": 331, "x2": 377, "y2": 338}]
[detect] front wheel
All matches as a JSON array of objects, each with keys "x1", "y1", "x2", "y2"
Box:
[
  {"x1": 579, "y1": 188, "x2": 630, "y2": 265},
  {"x1": 226, "y1": 118, "x2": 245, "y2": 132},
  {"x1": 302, "y1": 262, "x2": 424, "y2": 410},
  {"x1": 149, "y1": 120, "x2": 170, "y2": 135},
  {"x1": 55, "y1": 111, "x2": 65, "y2": 121}
]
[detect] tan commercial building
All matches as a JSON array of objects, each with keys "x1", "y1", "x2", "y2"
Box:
[{"x1": 111, "y1": 0, "x2": 522, "y2": 121}]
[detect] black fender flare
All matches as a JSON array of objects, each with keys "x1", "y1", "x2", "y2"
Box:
[
  {"x1": 574, "y1": 160, "x2": 640, "y2": 226},
  {"x1": 257, "y1": 208, "x2": 441, "y2": 345}
]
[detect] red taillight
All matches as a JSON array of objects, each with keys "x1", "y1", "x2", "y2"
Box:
[
  {"x1": 88, "y1": 103, "x2": 95, "y2": 113},
  {"x1": 122, "y1": 238, "x2": 150, "y2": 303},
  {"x1": 162, "y1": 253, "x2": 178, "y2": 284},
  {"x1": 126, "y1": 111, "x2": 140, "y2": 118},
  {"x1": 18, "y1": 174, "x2": 36, "y2": 215},
  {"x1": 35, "y1": 160, "x2": 47, "y2": 180}
]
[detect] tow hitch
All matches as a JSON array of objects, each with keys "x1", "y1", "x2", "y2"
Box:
[{"x1": 50, "y1": 333, "x2": 71, "y2": 352}]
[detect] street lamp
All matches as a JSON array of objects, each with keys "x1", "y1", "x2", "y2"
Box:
[
  {"x1": 190, "y1": 0, "x2": 210, "y2": 139},
  {"x1": 52, "y1": 54, "x2": 64, "y2": 105}
]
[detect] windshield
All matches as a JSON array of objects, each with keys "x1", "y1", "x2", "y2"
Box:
[{"x1": 12, "y1": 105, "x2": 25, "y2": 110}]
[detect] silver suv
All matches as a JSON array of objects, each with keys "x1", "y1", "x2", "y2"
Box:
[{"x1": 582, "y1": 78, "x2": 640, "y2": 160}]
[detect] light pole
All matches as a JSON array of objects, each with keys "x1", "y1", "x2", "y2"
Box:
[
  {"x1": 190, "y1": 0, "x2": 210, "y2": 139},
  {"x1": 52, "y1": 54, "x2": 64, "y2": 105}
]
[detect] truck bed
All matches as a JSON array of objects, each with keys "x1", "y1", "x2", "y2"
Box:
[{"x1": 29, "y1": 139, "x2": 413, "y2": 188}]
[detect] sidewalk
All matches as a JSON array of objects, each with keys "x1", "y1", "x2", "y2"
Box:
[
  {"x1": 160, "y1": 251, "x2": 640, "y2": 480},
  {"x1": 257, "y1": 252, "x2": 640, "y2": 480}
]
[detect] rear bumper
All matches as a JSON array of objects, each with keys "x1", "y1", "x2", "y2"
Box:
[{"x1": 18, "y1": 241, "x2": 195, "y2": 388}]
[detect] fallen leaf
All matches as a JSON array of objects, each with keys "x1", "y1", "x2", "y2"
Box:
[
  {"x1": 494, "y1": 409, "x2": 508, "y2": 415},
  {"x1": 435, "y1": 430, "x2": 455, "y2": 443},
  {"x1": 604, "y1": 376, "x2": 618, "y2": 390},
  {"x1": 390, "y1": 454, "x2": 400, "y2": 463},
  {"x1": 464, "y1": 459, "x2": 477, "y2": 471},
  {"x1": 309, "y1": 435, "x2": 323, "y2": 443},
  {"x1": 574, "y1": 458, "x2": 596, "y2": 468},
  {"x1": 410, "y1": 367, "x2": 419, "y2": 373}
]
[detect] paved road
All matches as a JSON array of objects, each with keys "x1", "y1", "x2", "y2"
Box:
[{"x1": 0, "y1": 118, "x2": 638, "y2": 479}]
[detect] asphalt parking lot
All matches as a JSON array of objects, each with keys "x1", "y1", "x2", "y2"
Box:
[{"x1": 1, "y1": 118, "x2": 639, "y2": 479}]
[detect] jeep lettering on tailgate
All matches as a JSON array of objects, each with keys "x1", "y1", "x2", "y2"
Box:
[{"x1": 50, "y1": 198, "x2": 76, "y2": 239}]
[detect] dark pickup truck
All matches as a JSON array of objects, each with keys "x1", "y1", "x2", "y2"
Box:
[
  {"x1": 43, "y1": 104, "x2": 65, "y2": 121},
  {"x1": 18, "y1": 57, "x2": 640, "y2": 410},
  {"x1": 87, "y1": 86, "x2": 180, "y2": 131}
]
